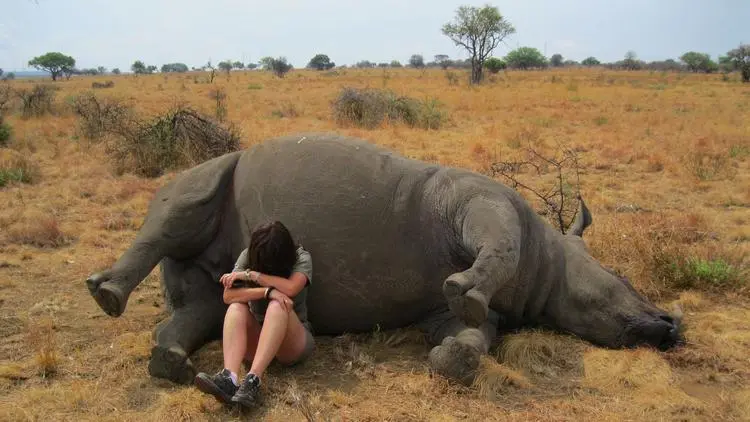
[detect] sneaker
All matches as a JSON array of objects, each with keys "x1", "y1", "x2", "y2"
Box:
[
  {"x1": 194, "y1": 369, "x2": 238, "y2": 404},
  {"x1": 231, "y1": 373, "x2": 261, "y2": 408}
]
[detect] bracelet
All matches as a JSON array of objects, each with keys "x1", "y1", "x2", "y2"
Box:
[
  {"x1": 244, "y1": 270, "x2": 261, "y2": 282},
  {"x1": 264, "y1": 287, "x2": 275, "y2": 300}
]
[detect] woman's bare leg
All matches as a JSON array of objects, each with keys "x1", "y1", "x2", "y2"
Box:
[
  {"x1": 222, "y1": 303, "x2": 260, "y2": 377},
  {"x1": 247, "y1": 300, "x2": 310, "y2": 379}
]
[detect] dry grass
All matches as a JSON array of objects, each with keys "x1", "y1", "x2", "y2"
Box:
[
  {"x1": 0, "y1": 68, "x2": 748, "y2": 421},
  {"x1": 497, "y1": 330, "x2": 585, "y2": 379},
  {"x1": 472, "y1": 357, "x2": 532, "y2": 398}
]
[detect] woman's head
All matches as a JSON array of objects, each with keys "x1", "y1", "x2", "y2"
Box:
[{"x1": 247, "y1": 220, "x2": 297, "y2": 278}]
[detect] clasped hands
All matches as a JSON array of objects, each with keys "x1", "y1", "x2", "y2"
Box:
[{"x1": 219, "y1": 270, "x2": 294, "y2": 312}]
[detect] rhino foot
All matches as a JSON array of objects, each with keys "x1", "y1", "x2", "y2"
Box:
[
  {"x1": 148, "y1": 345, "x2": 196, "y2": 385},
  {"x1": 86, "y1": 272, "x2": 127, "y2": 317},
  {"x1": 443, "y1": 273, "x2": 489, "y2": 328},
  {"x1": 428, "y1": 336, "x2": 481, "y2": 386}
]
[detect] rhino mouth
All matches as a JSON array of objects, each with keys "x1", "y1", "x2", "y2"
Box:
[{"x1": 621, "y1": 314, "x2": 683, "y2": 351}]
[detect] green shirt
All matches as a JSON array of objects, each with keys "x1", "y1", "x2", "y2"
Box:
[{"x1": 232, "y1": 246, "x2": 313, "y2": 331}]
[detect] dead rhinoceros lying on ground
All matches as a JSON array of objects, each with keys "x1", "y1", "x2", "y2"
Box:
[{"x1": 85, "y1": 133, "x2": 682, "y2": 385}]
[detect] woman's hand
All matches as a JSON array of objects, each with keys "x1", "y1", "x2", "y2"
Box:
[
  {"x1": 269, "y1": 289, "x2": 293, "y2": 312},
  {"x1": 219, "y1": 271, "x2": 248, "y2": 288}
]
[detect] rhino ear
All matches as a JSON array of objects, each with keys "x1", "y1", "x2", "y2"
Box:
[{"x1": 568, "y1": 195, "x2": 592, "y2": 237}]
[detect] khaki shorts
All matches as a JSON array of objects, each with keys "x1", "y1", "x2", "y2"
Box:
[{"x1": 282, "y1": 327, "x2": 315, "y2": 366}]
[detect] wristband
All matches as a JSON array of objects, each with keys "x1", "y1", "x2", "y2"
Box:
[{"x1": 265, "y1": 287, "x2": 275, "y2": 300}]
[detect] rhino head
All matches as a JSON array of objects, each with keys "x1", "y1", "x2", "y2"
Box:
[{"x1": 539, "y1": 199, "x2": 683, "y2": 351}]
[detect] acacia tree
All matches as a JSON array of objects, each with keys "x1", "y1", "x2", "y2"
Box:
[
  {"x1": 434, "y1": 54, "x2": 451, "y2": 69},
  {"x1": 441, "y1": 5, "x2": 515, "y2": 84},
  {"x1": 307, "y1": 54, "x2": 335, "y2": 70},
  {"x1": 680, "y1": 52, "x2": 716, "y2": 73},
  {"x1": 550, "y1": 53, "x2": 564, "y2": 67},
  {"x1": 409, "y1": 54, "x2": 425, "y2": 68},
  {"x1": 28, "y1": 52, "x2": 76, "y2": 81},
  {"x1": 582, "y1": 57, "x2": 600, "y2": 66},
  {"x1": 505, "y1": 47, "x2": 547, "y2": 70},
  {"x1": 218, "y1": 61, "x2": 233, "y2": 75},
  {"x1": 131, "y1": 60, "x2": 146, "y2": 74},
  {"x1": 726, "y1": 44, "x2": 750, "y2": 82},
  {"x1": 261, "y1": 57, "x2": 293, "y2": 78}
]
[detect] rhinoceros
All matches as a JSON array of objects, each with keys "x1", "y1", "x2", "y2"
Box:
[{"x1": 85, "y1": 133, "x2": 682, "y2": 385}]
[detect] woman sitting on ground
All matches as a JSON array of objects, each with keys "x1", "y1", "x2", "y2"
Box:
[{"x1": 194, "y1": 220, "x2": 315, "y2": 408}]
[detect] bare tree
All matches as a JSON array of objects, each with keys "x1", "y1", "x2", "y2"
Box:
[{"x1": 490, "y1": 142, "x2": 583, "y2": 234}]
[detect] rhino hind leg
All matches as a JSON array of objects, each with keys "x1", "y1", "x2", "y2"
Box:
[
  {"x1": 148, "y1": 299, "x2": 226, "y2": 384},
  {"x1": 419, "y1": 308, "x2": 498, "y2": 386}
]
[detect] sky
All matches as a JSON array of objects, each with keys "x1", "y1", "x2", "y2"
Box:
[{"x1": 1, "y1": 0, "x2": 748, "y2": 72}]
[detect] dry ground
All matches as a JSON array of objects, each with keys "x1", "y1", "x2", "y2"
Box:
[{"x1": 0, "y1": 68, "x2": 748, "y2": 421}]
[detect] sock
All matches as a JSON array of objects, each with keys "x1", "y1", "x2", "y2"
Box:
[
  {"x1": 228, "y1": 371, "x2": 238, "y2": 386},
  {"x1": 246, "y1": 372, "x2": 261, "y2": 386}
]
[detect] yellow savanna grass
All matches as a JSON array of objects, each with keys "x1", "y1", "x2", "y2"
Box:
[{"x1": 0, "y1": 68, "x2": 747, "y2": 421}]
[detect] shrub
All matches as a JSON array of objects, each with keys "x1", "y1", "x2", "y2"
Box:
[
  {"x1": 0, "y1": 119, "x2": 11, "y2": 147},
  {"x1": 484, "y1": 57, "x2": 507, "y2": 73},
  {"x1": 207, "y1": 88, "x2": 227, "y2": 122},
  {"x1": 445, "y1": 70, "x2": 460, "y2": 86},
  {"x1": 683, "y1": 151, "x2": 734, "y2": 181},
  {"x1": 91, "y1": 80, "x2": 115, "y2": 89},
  {"x1": 70, "y1": 92, "x2": 136, "y2": 140},
  {"x1": 0, "y1": 85, "x2": 12, "y2": 115},
  {"x1": 332, "y1": 87, "x2": 447, "y2": 130},
  {"x1": 271, "y1": 102, "x2": 299, "y2": 118},
  {"x1": 106, "y1": 105, "x2": 240, "y2": 177},
  {"x1": 0, "y1": 149, "x2": 40, "y2": 187},
  {"x1": 16, "y1": 84, "x2": 57, "y2": 118},
  {"x1": 655, "y1": 255, "x2": 742, "y2": 291}
]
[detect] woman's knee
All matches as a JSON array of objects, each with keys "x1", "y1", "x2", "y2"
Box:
[
  {"x1": 225, "y1": 302, "x2": 250, "y2": 320},
  {"x1": 264, "y1": 299, "x2": 289, "y2": 320}
]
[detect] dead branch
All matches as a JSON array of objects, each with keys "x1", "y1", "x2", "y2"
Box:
[{"x1": 490, "y1": 142, "x2": 582, "y2": 234}]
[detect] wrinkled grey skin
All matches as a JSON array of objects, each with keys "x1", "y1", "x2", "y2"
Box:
[{"x1": 86, "y1": 134, "x2": 682, "y2": 385}]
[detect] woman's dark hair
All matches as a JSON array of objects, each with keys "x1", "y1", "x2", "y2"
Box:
[{"x1": 247, "y1": 220, "x2": 297, "y2": 278}]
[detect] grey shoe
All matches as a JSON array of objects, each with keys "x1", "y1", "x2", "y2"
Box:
[
  {"x1": 194, "y1": 369, "x2": 238, "y2": 404},
  {"x1": 231, "y1": 373, "x2": 261, "y2": 408}
]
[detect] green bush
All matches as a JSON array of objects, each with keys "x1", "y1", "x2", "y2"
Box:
[
  {"x1": 332, "y1": 87, "x2": 447, "y2": 130},
  {"x1": 0, "y1": 151, "x2": 40, "y2": 187},
  {"x1": 0, "y1": 120, "x2": 11, "y2": 147},
  {"x1": 655, "y1": 254, "x2": 743, "y2": 291}
]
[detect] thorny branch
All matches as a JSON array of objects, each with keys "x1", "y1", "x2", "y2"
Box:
[{"x1": 490, "y1": 142, "x2": 583, "y2": 234}]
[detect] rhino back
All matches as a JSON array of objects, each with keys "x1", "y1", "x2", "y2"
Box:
[{"x1": 231, "y1": 134, "x2": 452, "y2": 333}]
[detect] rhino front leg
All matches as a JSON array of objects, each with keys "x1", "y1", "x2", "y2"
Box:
[
  {"x1": 419, "y1": 308, "x2": 498, "y2": 385},
  {"x1": 148, "y1": 258, "x2": 227, "y2": 384},
  {"x1": 148, "y1": 298, "x2": 226, "y2": 384},
  {"x1": 445, "y1": 197, "x2": 520, "y2": 327}
]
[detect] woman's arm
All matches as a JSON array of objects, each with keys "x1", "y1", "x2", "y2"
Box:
[
  {"x1": 223, "y1": 286, "x2": 268, "y2": 304},
  {"x1": 253, "y1": 272, "x2": 308, "y2": 298}
]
